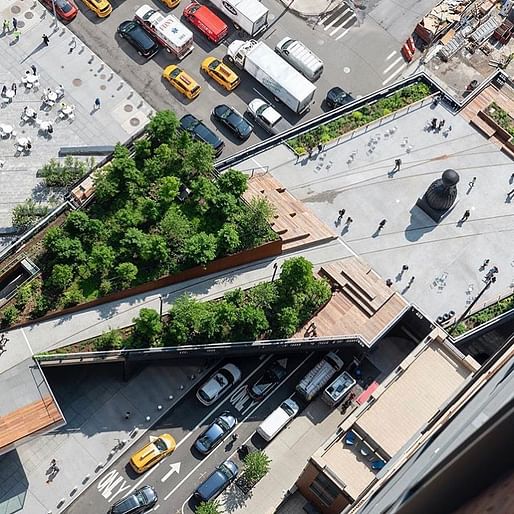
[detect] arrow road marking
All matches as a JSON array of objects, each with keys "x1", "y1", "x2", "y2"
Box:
[{"x1": 161, "y1": 462, "x2": 181, "y2": 482}]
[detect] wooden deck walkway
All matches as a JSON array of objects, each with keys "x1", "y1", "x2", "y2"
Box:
[
  {"x1": 294, "y1": 257, "x2": 409, "y2": 346},
  {"x1": 243, "y1": 174, "x2": 337, "y2": 251},
  {"x1": 0, "y1": 396, "x2": 63, "y2": 452}
]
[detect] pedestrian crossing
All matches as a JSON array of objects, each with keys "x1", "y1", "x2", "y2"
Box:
[
  {"x1": 381, "y1": 50, "x2": 408, "y2": 86},
  {"x1": 317, "y1": 2, "x2": 357, "y2": 42}
]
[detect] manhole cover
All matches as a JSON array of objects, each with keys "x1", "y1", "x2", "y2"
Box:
[
  {"x1": 343, "y1": 67, "x2": 351, "y2": 74},
  {"x1": 72, "y1": 78, "x2": 82, "y2": 86},
  {"x1": 100, "y1": 74, "x2": 106, "y2": 80},
  {"x1": 124, "y1": 104, "x2": 134, "y2": 112},
  {"x1": 130, "y1": 117, "x2": 140, "y2": 126},
  {"x1": 12, "y1": 6, "x2": 21, "y2": 14},
  {"x1": 25, "y1": 12, "x2": 33, "y2": 19},
  {"x1": 100, "y1": 84, "x2": 106, "y2": 90}
]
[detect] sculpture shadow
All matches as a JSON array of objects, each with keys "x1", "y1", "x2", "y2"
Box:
[{"x1": 404, "y1": 205, "x2": 438, "y2": 242}]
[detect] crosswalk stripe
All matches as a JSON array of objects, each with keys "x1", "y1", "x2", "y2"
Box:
[
  {"x1": 329, "y1": 14, "x2": 356, "y2": 36},
  {"x1": 385, "y1": 50, "x2": 397, "y2": 61},
  {"x1": 382, "y1": 62, "x2": 408, "y2": 85},
  {"x1": 382, "y1": 56, "x2": 403, "y2": 74},
  {"x1": 324, "y1": 7, "x2": 351, "y2": 31},
  {"x1": 335, "y1": 27, "x2": 351, "y2": 40}
]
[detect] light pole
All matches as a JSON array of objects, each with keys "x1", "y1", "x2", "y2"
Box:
[
  {"x1": 271, "y1": 262, "x2": 278, "y2": 282},
  {"x1": 51, "y1": 0, "x2": 58, "y2": 27}
]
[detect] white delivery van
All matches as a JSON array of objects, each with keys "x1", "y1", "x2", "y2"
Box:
[
  {"x1": 275, "y1": 37, "x2": 324, "y2": 81},
  {"x1": 256, "y1": 399, "x2": 299, "y2": 442}
]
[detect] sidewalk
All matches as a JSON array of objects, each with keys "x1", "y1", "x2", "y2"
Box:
[
  {"x1": 0, "y1": 360, "x2": 212, "y2": 514},
  {"x1": 280, "y1": 0, "x2": 342, "y2": 18}
]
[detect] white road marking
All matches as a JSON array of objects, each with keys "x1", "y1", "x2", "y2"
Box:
[
  {"x1": 382, "y1": 63, "x2": 408, "y2": 85},
  {"x1": 386, "y1": 50, "x2": 398, "y2": 61},
  {"x1": 382, "y1": 56, "x2": 403, "y2": 74},
  {"x1": 161, "y1": 462, "x2": 181, "y2": 482},
  {"x1": 163, "y1": 353, "x2": 313, "y2": 501},
  {"x1": 335, "y1": 27, "x2": 351, "y2": 41},
  {"x1": 329, "y1": 14, "x2": 356, "y2": 36},
  {"x1": 324, "y1": 8, "x2": 351, "y2": 31},
  {"x1": 20, "y1": 328, "x2": 34, "y2": 354},
  {"x1": 124, "y1": 356, "x2": 273, "y2": 498}
]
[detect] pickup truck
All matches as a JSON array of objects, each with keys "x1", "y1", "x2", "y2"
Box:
[{"x1": 246, "y1": 98, "x2": 291, "y2": 135}]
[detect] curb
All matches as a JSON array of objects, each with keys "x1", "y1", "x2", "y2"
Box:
[{"x1": 279, "y1": 0, "x2": 340, "y2": 19}]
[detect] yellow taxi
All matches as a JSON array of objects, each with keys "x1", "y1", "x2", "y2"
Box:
[
  {"x1": 80, "y1": 0, "x2": 112, "y2": 17},
  {"x1": 160, "y1": 0, "x2": 180, "y2": 7},
  {"x1": 201, "y1": 57, "x2": 240, "y2": 91},
  {"x1": 162, "y1": 65, "x2": 201, "y2": 100},
  {"x1": 129, "y1": 434, "x2": 176, "y2": 474}
]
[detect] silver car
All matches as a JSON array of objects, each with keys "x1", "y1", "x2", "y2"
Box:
[
  {"x1": 194, "y1": 412, "x2": 237, "y2": 454},
  {"x1": 196, "y1": 363, "x2": 242, "y2": 406}
]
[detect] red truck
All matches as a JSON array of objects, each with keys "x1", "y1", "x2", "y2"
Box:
[{"x1": 183, "y1": 2, "x2": 228, "y2": 44}]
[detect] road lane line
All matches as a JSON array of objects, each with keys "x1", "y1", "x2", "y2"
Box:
[
  {"x1": 163, "y1": 353, "x2": 314, "y2": 501},
  {"x1": 324, "y1": 8, "x2": 350, "y2": 31},
  {"x1": 386, "y1": 50, "x2": 397, "y2": 61},
  {"x1": 123, "y1": 356, "x2": 274, "y2": 497},
  {"x1": 382, "y1": 56, "x2": 403, "y2": 74}
]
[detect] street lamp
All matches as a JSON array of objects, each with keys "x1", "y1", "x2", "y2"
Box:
[
  {"x1": 271, "y1": 262, "x2": 278, "y2": 282},
  {"x1": 51, "y1": 0, "x2": 58, "y2": 27}
]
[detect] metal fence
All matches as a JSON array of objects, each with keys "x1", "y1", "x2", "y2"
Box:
[{"x1": 35, "y1": 334, "x2": 366, "y2": 366}]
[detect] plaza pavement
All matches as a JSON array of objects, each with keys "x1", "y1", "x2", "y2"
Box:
[
  {"x1": 235, "y1": 100, "x2": 514, "y2": 321},
  {"x1": 0, "y1": 0, "x2": 153, "y2": 250}
]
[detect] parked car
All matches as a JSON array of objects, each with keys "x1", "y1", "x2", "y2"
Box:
[
  {"x1": 248, "y1": 359, "x2": 287, "y2": 400},
  {"x1": 108, "y1": 485, "x2": 157, "y2": 514},
  {"x1": 117, "y1": 21, "x2": 160, "y2": 58},
  {"x1": 201, "y1": 57, "x2": 240, "y2": 91},
  {"x1": 180, "y1": 114, "x2": 224, "y2": 157},
  {"x1": 212, "y1": 104, "x2": 253, "y2": 140},
  {"x1": 40, "y1": 0, "x2": 78, "y2": 22},
  {"x1": 325, "y1": 86, "x2": 354, "y2": 109},
  {"x1": 194, "y1": 460, "x2": 239, "y2": 502},
  {"x1": 246, "y1": 98, "x2": 291, "y2": 135},
  {"x1": 79, "y1": 0, "x2": 112, "y2": 18},
  {"x1": 162, "y1": 65, "x2": 201, "y2": 100},
  {"x1": 196, "y1": 363, "x2": 242, "y2": 405},
  {"x1": 194, "y1": 412, "x2": 237, "y2": 454},
  {"x1": 129, "y1": 434, "x2": 176, "y2": 473},
  {"x1": 256, "y1": 399, "x2": 299, "y2": 442},
  {"x1": 183, "y1": 2, "x2": 228, "y2": 44}
]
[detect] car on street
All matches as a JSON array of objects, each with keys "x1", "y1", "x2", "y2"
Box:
[
  {"x1": 79, "y1": 0, "x2": 112, "y2": 18},
  {"x1": 201, "y1": 57, "x2": 240, "y2": 91},
  {"x1": 325, "y1": 86, "x2": 355, "y2": 109},
  {"x1": 212, "y1": 104, "x2": 253, "y2": 141},
  {"x1": 196, "y1": 363, "x2": 242, "y2": 405},
  {"x1": 246, "y1": 98, "x2": 292, "y2": 135},
  {"x1": 162, "y1": 65, "x2": 201, "y2": 100},
  {"x1": 194, "y1": 411, "x2": 237, "y2": 454},
  {"x1": 40, "y1": 0, "x2": 78, "y2": 22},
  {"x1": 194, "y1": 460, "x2": 239, "y2": 502},
  {"x1": 256, "y1": 398, "x2": 300, "y2": 441},
  {"x1": 129, "y1": 433, "x2": 176, "y2": 473},
  {"x1": 108, "y1": 485, "x2": 157, "y2": 514},
  {"x1": 248, "y1": 359, "x2": 287, "y2": 400},
  {"x1": 180, "y1": 114, "x2": 224, "y2": 156},
  {"x1": 117, "y1": 21, "x2": 160, "y2": 58}
]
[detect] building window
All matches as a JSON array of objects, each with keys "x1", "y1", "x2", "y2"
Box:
[{"x1": 309, "y1": 472, "x2": 341, "y2": 506}]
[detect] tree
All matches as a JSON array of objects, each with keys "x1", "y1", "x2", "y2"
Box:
[
  {"x1": 195, "y1": 500, "x2": 221, "y2": 514},
  {"x1": 216, "y1": 223, "x2": 240, "y2": 255},
  {"x1": 242, "y1": 450, "x2": 271, "y2": 487},
  {"x1": 63, "y1": 211, "x2": 105, "y2": 241},
  {"x1": 217, "y1": 169, "x2": 248, "y2": 197},
  {"x1": 159, "y1": 206, "x2": 192, "y2": 253},
  {"x1": 47, "y1": 264, "x2": 74, "y2": 293},
  {"x1": 115, "y1": 262, "x2": 138, "y2": 288},
  {"x1": 184, "y1": 232, "x2": 217, "y2": 267},
  {"x1": 234, "y1": 197, "x2": 276, "y2": 249},
  {"x1": 119, "y1": 228, "x2": 151, "y2": 261},
  {"x1": 156, "y1": 176, "x2": 180, "y2": 207},
  {"x1": 1, "y1": 305, "x2": 19, "y2": 327},
  {"x1": 232, "y1": 304, "x2": 269, "y2": 341},
  {"x1": 89, "y1": 243, "x2": 116, "y2": 276},
  {"x1": 190, "y1": 176, "x2": 219, "y2": 215},
  {"x1": 61, "y1": 283, "x2": 85, "y2": 308},
  {"x1": 132, "y1": 308, "x2": 162, "y2": 347},
  {"x1": 275, "y1": 306, "x2": 299, "y2": 338},
  {"x1": 278, "y1": 257, "x2": 315, "y2": 297},
  {"x1": 94, "y1": 329, "x2": 124, "y2": 351},
  {"x1": 146, "y1": 110, "x2": 179, "y2": 148},
  {"x1": 182, "y1": 140, "x2": 214, "y2": 178},
  {"x1": 44, "y1": 228, "x2": 86, "y2": 265}
]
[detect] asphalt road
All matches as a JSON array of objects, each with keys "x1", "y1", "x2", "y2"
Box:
[
  {"x1": 66, "y1": 0, "x2": 430, "y2": 156},
  {"x1": 63, "y1": 352, "x2": 322, "y2": 514}
]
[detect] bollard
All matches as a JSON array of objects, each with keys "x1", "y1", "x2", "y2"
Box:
[
  {"x1": 168, "y1": 395, "x2": 174, "y2": 401},
  {"x1": 146, "y1": 416, "x2": 150, "y2": 421},
  {"x1": 71, "y1": 486, "x2": 78, "y2": 495},
  {"x1": 157, "y1": 405, "x2": 162, "y2": 410},
  {"x1": 180, "y1": 385, "x2": 184, "y2": 390}
]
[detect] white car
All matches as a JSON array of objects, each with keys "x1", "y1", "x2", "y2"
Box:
[
  {"x1": 246, "y1": 98, "x2": 291, "y2": 135},
  {"x1": 256, "y1": 398, "x2": 299, "y2": 441},
  {"x1": 196, "y1": 363, "x2": 242, "y2": 406}
]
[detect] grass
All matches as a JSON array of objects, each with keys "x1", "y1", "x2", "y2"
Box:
[{"x1": 288, "y1": 83, "x2": 432, "y2": 155}]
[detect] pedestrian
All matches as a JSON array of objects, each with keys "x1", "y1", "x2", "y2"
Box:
[
  {"x1": 378, "y1": 219, "x2": 387, "y2": 230},
  {"x1": 50, "y1": 459, "x2": 57, "y2": 468},
  {"x1": 510, "y1": 172, "x2": 514, "y2": 182},
  {"x1": 232, "y1": 433, "x2": 239, "y2": 442},
  {"x1": 402, "y1": 264, "x2": 409, "y2": 271},
  {"x1": 346, "y1": 217, "x2": 353, "y2": 225},
  {"x1": 394, "y1": 158, "x2": 402, "y2": 171},
  {"x1": 337, "y1": 209, "x2": 346, "y2": 221},
  {"x1": 94, "y1": 97, "x2": 101, "y2": 109},
  {"x1": 438, "y1": 119, "x2": 445, "y2": 130},
  {"x1": 307, "y1": 145, "x2": 313, "y2": 158},
  {"x1": 385, "y1": 279, "x2": 393, "y2": 287},
  {"x1": 317, "y1": 143, "x2": 323, "y2": 154},
  {"x1": 507, "y1": 188, "x2": 514, "y2": 198},
  {"x1": 468, "y1": 177, "x2": 476, "y2": 189},
  {"x1": 431, "y1": 118, "x2": 437, "y2": 130},
  {"x1": 69, "y1": 38, "x2": 76, "y2": 53},
  {"x1": 125, "y1": 411, "x2": 131, "y2": 420},
  {"x1": 12, "y1": 17, "x2": 17, "y2": 30},
  {"x1": 408, "y1": 276, "x2": 415, "y2": 286},
  {"x1": 12, "y1": 30, "x2": 20, "y2": 42},
  {"x1": 11, "y1": 83, "x2": 16, "y2": 95},
  {"x1": 42, "y1": 33, "x2": 50, "y2": 46},
  {"x1": 481, "y1": 259, "x2": 490, "y2": 269},
  {"x1": 1, "y1": 85, "x2": 5, "y2": 96},
  {"x1": 3, "y1": 20, "x2": 9, "y2": 32},
  {"x1": 461, "y1": 209, "x2": 471, "y2": 222},
  {"x1": 31, "y1": 64, "x2": 36, "y2": 75}
]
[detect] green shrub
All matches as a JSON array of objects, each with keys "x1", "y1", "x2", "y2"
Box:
[
  {"x1": 94, "y1": 329, "x2": 124, "y2": 351},
  {"x1": 1, "y1": 306, "x2": 19, "y2": 327},
  {"x1": 242, "y1": 450, "x2": 271, "y2": 487}
]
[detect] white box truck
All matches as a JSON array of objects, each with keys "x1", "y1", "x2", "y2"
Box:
[
  {"x1": 227, "y1": 39, "x2": 316, "y2": 114},
  {"x1": 207, "y1": 0, "x2": 268, "y2": 36},
  {"x1": 296, "y1": 352, "x2": 344, "y2": 402}
]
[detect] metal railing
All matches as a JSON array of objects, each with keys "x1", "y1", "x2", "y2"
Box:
[{"x1": 34, "y1": 334, "x2": 366, "y2": 366}]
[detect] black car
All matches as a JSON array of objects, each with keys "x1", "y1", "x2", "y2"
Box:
[
  {"x1": 325, "y1": 87, "x2": 355, "y2": 109},
  {"x1": 248, "y1": 360, "x2": 287, "y2": 400},
  {"x1": 212, "y1": 104, "x2": 253, "y2": 141},
  {"x1": 194, "y1": 412, "x2": 237, "y2": 455},
  {"x1": 109, "y1": 485, "x2": 157, "y2": 514},
  {"x1": 180, "y1": 114, "x2": 224, "y2": 157},
  {"x1": 195, "y1": 460, "x2": 239, "y2": 502},
  {"x1": 117, "y1": 21, "x2": 159, "y2": 58}
]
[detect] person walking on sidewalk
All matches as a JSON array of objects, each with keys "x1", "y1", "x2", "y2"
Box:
[
  {"x1": 94, "y1": 97, "x2": 101, "y2": 110},
  {"x1": 3, "y1": 20, "x2": 10, "y2": 32},
  {"x1": 42, "y1": 33, "x2": 50, "y2": 46},
  {"x1": 460, "y1": 209, "x2": 471, "y2": 222},
  {"x1": 394, "y1": 158, "x2": 402, "y2": 171},
  {"x1": 12, "y1": 17, "x2": 17, "y2": 30},
  {"x1": 31, "y1": 64, "x2": 37, "y2": 75},
  {"x1": 337, "y1": 209, "x2": 345, "y2": 222},
  {"x1": 378, "y1": 219, "x2": 387, "y2": 230}
]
